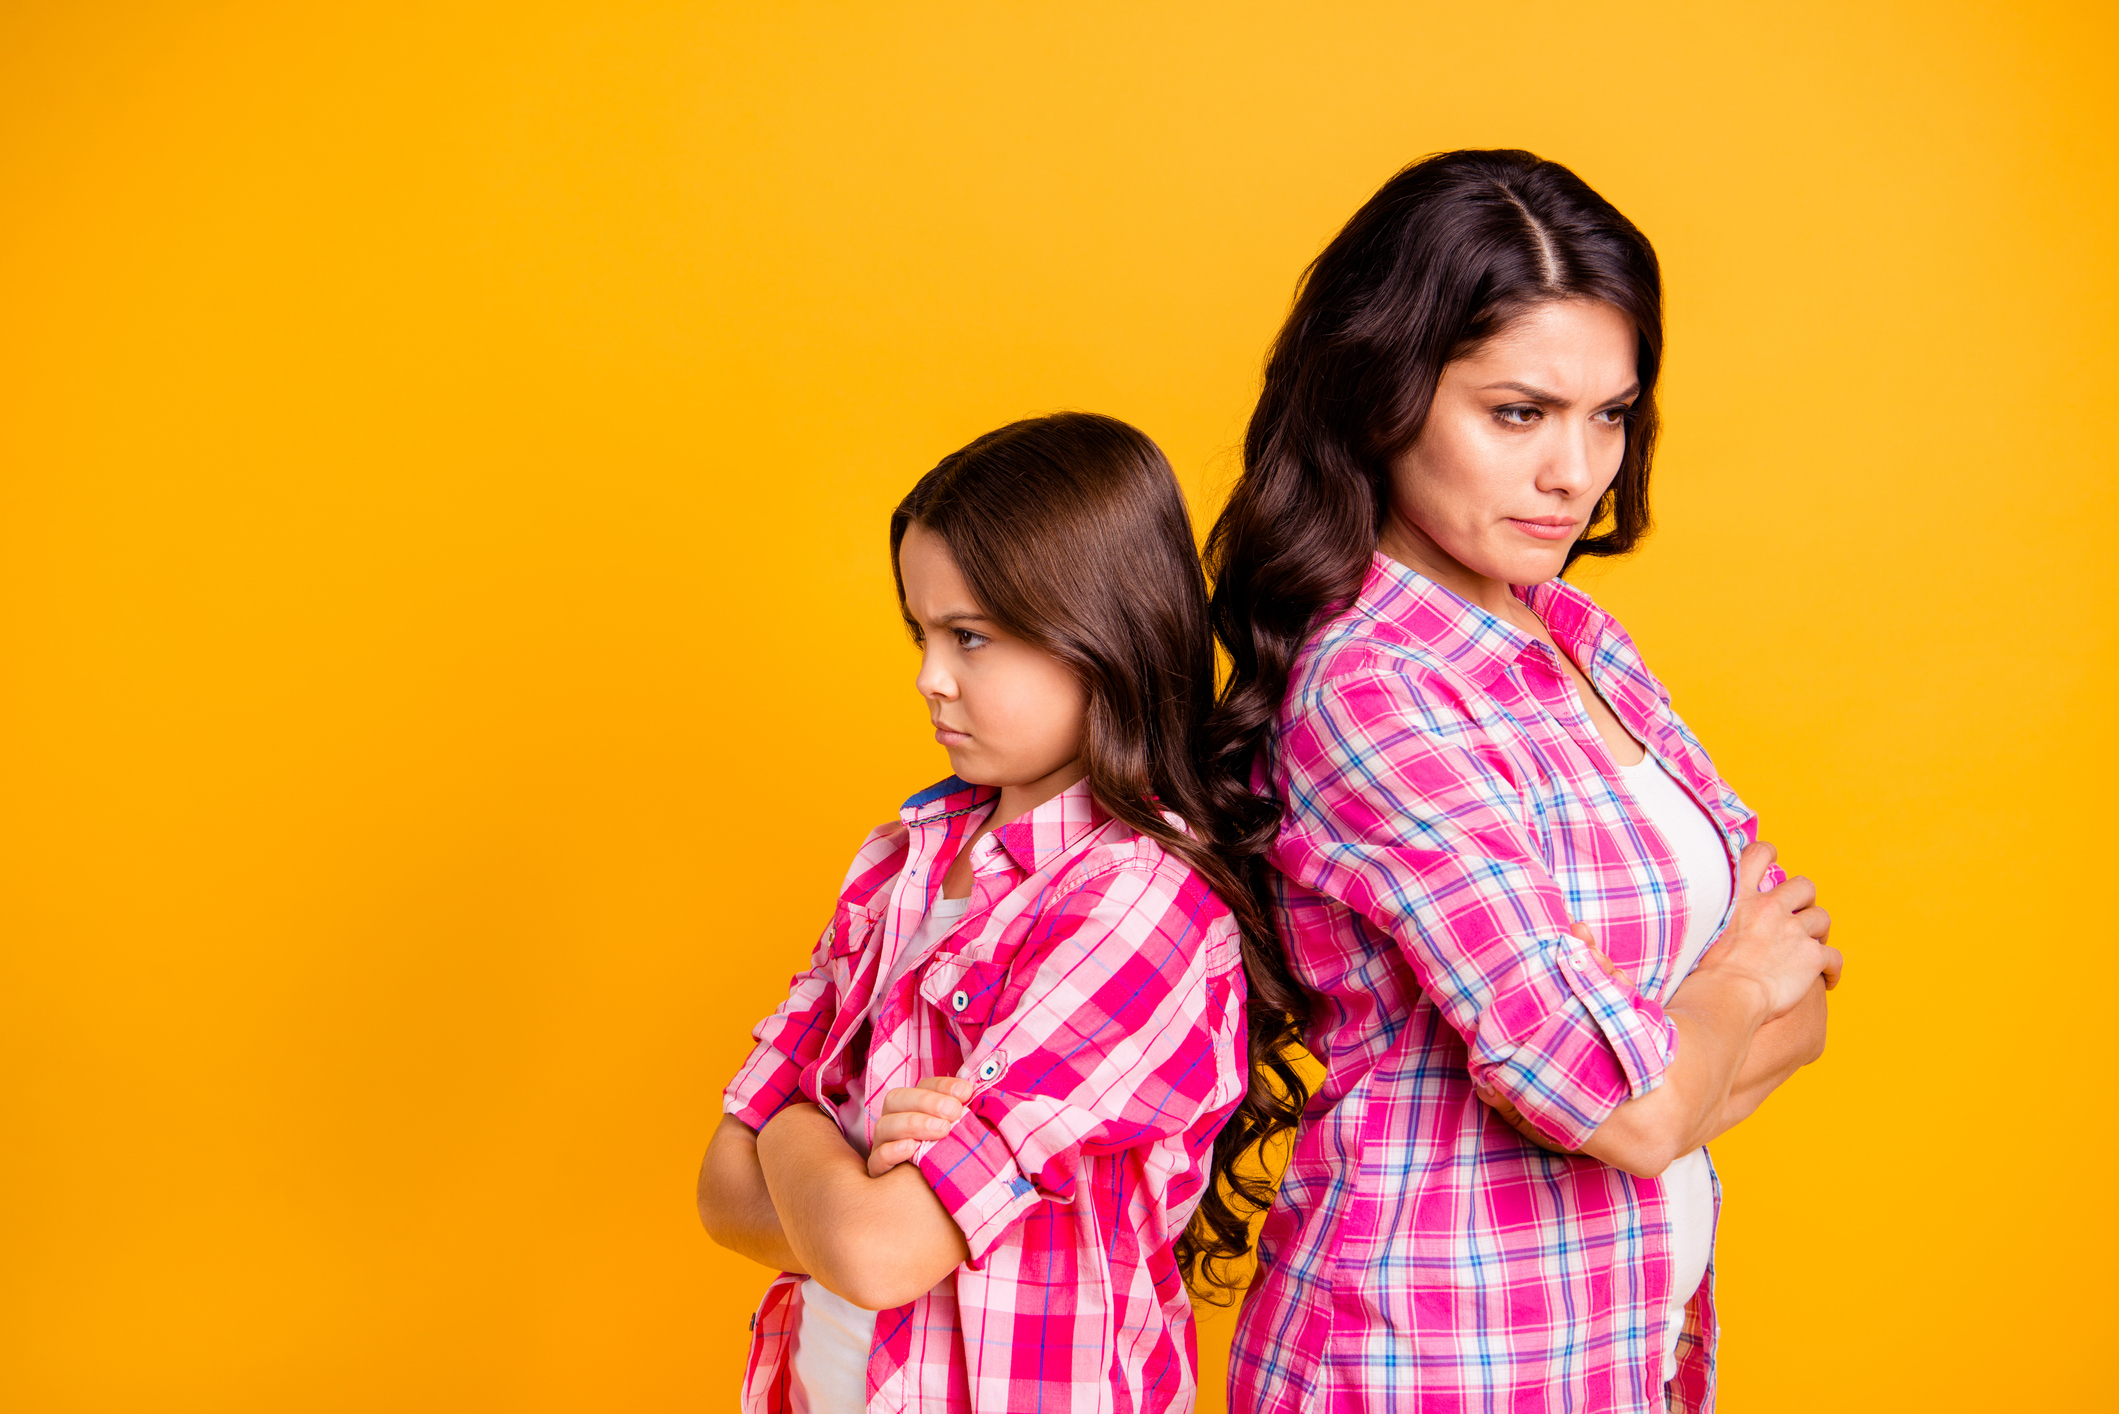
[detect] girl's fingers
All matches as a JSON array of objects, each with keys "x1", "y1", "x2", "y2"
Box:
[
  {"x1": 916, "y1": 1075, "x2": 974, "y2": 1101},
  {"x1": 1798, "y1": 905, "x2": 1833, "y2": 941},
  {"x1": 880, "y1": 1084, "x2": 967, "y2": 1121},
  {"x1": 866, "y1": 1139, "x2": 917, "y2": 1178},
  {"x1": 873, "y1": 1110, "x2": 955, "y2": 1146}
]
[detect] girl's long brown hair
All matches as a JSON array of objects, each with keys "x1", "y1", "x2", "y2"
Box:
[{"x1": 891, "y1": 412, "x2": 1311, "y2": 1302}]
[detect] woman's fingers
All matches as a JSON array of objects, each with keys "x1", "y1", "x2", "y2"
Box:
[
  {"x1": 1770, "y1": 872, "x2": 1818, "y2": 914},
  {"x1": 1797, "y1": 904, "x2": 1833, "y2": 941},
  {"x1": 1737, "y1": 839, "x2": 1778, "y2": 895},
  {"x1": 1819, "y1": 944, "x2": 1845, "y2": 991},
  {"x1": 915, "y1": 1075, "x2": 974, "y2": 1102}
]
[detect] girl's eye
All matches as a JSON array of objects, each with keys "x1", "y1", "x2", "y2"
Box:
[
  {"x1": 953, "y1": 629, "x2": 989, "y2": 650},
  {"x1": 1594, "y1": 404, "x2": 1633, "y2": 425},
  {"x1": 1495, "y1": 405, "x2": 1541, "y2": 426}
]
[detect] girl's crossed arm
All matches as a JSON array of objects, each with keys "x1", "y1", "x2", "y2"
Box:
[{"x1": 753, "y1": 1100, "x2": 971, "y2": 1312}]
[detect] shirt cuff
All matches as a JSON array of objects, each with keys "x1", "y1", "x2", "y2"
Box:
[
  {"x1": 1472, "y1": 941, "x2": 1679, "y2": 1151},
  {"x1": 913, "y1": 1108, "x2": 1043, "y2": 1266},
  {"x1": 722, "y1": 1074, "x2": 813, "y2": 1134}
]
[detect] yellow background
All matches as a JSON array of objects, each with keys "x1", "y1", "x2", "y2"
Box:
[{"x1": 4, "y1": 2, "x2": 2113, "y2": 1409}]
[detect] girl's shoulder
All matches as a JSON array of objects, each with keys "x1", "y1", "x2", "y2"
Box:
[
  {"x1": 1044, "y1": 816, "x2": 1236, "y2": 930},
  {"x1": 833, "y1": 818, "x2": 914, "y2": 912}
]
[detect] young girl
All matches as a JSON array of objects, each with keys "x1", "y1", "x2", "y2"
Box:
[{"x1": 696, "y1": 412, "x2": 1295, "y2": 1414}]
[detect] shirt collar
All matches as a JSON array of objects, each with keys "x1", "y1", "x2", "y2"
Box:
[
  {"x1": 1355, "y1": 551, "x2": 1612, "y2": 689},
  {"x1": 898, "y1": 774, "x2": 1107, "y2": 876}
]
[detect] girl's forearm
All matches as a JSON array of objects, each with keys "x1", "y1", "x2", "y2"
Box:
[
  {"x1": 755, "y1": 1103, "x2": 970, "y2": 1312},
  {"x1": 697, "y1": 1116, "x2": 806, "y2": 1274}
]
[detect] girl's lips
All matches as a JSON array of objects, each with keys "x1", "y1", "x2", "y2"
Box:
[
  {"x1": 1508, "y1": 517, "x2": 1578, "y2": 541},
  {"x1": 934, "y1": 726, "x2": 971, "y2": 745}
]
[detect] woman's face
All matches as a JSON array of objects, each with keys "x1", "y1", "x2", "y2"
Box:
[{"x1": 1382, "y1": 298, "x2": 1640, "y2": 593}]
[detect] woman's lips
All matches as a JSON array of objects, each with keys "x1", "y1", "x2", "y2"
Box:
[
  {"x1": 1508, "y1": 517, "x2": 1578, "y2": 542},
  {"x1": 934, "y1": 725, "x2": 971, "y2": 746}
]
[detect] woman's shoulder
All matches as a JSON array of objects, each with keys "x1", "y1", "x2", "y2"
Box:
[{"x1": 1285, "y1": 602, "x2": 1484, "y2": 734}]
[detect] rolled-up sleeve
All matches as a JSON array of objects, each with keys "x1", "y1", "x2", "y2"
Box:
[
  {"x1": 1274, "y1": 670, "x2": 1678, "y2": 1150},
  {"x1": 722, "y1": 920, "x2": 841, "y2": 1132},
  {"x1": 912, "y1": 860, "x2": 1245, "y2": 1262}
]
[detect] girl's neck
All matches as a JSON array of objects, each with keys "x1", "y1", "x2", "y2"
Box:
[
  {"x1": 942, "y1": 760, "x2": 1087, "y2": 900},
  {"x1": 987, "y1": 760, "x2": 1087, "y2": 834}
]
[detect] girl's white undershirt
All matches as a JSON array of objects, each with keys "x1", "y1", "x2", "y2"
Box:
[
  {"x1": 791, "y1": 893, "x2": 971, "y2": 1414},
  {"x1": 1615, "y1": 752, "x2": 1733, "y2": 1388}
]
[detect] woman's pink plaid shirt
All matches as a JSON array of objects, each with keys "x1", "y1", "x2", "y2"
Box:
[
  {"x1": 1230, "y1": 554, "x2": 1783, "y2": 1414},
  {"x1": 724, "y1": 778, "x2": 1247, "y2": 1414}
]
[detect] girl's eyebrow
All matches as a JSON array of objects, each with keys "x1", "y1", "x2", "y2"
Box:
[{"x1": 935, "y1": 610, "x2": 995, "y2": 626}]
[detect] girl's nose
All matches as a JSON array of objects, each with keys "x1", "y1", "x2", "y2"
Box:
[{"x1": 915, "y1": 648, "x2": 957, "y2": 701}]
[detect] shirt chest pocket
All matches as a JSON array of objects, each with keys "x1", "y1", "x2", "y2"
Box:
[
  {"x1": 818, "y1": 900, "x2": 883, "y2": 1020},
  {"x1": 917, "y1": 953, "x2": 1014, "y2": 1046}
]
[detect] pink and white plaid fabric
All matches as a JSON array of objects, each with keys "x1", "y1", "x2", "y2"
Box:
[
  {"x1": 1231, "y1": 554, "x2": 1783, "y2": 1414},
  {"x1": 725, "y1": 777, "x2": 1247, "y2": 1414}
]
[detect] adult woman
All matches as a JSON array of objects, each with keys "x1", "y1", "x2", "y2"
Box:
[{"x1": 1207, "y1": 150, "x2": 1842, "y2": 1413}]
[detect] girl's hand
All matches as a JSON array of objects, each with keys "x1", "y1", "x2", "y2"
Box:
[
  {"x1": 866, "y1": 1075, "x2": 974, "y2": 1178},
  {"x1": 1696, "y1": 840, "x2": 1842, "y2": 1019}
]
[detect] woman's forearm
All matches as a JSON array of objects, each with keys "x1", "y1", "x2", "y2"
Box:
[
  {"x1": 1578, "y1": 969, "x2": 1772, "y2": 1178},
  {"x1": 697, "y1": 1115, "x2": 806, "y2": 1274},
  {"x1": 755, "y1": 1103, "x2": 970, "y2": 1312},
  {"x1": 1707, "y1": 975, "x2": 1828, "y2": 1139}
]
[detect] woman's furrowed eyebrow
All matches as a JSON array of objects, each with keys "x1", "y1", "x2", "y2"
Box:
[{"x1": 1476, "y1": 380, "x2": 1641, "y2": 406}]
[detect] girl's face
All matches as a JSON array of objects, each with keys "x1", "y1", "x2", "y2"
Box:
[
  {"x1": 1381, "y1": 298, "x2": 1640, "y2": 594},
  {"x1": 898, "y1": 524, "x2": 1087, "y2": 797}
]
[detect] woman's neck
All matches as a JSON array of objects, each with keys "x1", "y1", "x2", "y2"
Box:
[{"x1": 1376, "y1": 519, "x2": 1539, "y2": 634}]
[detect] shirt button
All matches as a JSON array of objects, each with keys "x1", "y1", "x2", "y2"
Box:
[
  {"x1": 951, "y1": 990, "x2": 970, "y2": 1012},
  {"x1": 978, "y1": 1058, "x2": 1001, "y2": 1082}
]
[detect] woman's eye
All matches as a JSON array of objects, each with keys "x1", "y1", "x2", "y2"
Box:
[
  {"x1": 953, "y1": 629, "x2": 989, "y2": 650},
  {"x1": 1495, "y1": 405, "x2": 1541, "y2": 426},
  {"x1": 1595, "y1": 404, "x2": 1633, "y2": 425}
]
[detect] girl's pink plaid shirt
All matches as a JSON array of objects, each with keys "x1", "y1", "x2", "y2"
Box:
[
  {"x1": 723, "y1": 778, "x2": 1247, "y2": 1414},
  {"x1": 1231, "y1": 554, "x2": 1786, "y2": 1414}
]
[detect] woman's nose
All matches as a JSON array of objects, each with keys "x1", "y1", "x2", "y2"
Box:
[{"x1": 1542, "y1": 420, "x2": 1599, "y2": 496}]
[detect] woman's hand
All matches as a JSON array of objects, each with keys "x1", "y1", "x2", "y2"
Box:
[
  {"x1": 867, "y1": 1075, "x2": 973, "y2": 1178},
  {"x1": 1694, "y1": 840, "x2": 1841, "y2": 1017}
]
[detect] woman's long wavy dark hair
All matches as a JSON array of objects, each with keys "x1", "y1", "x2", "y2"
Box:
[
  {"x1": 890, "y1": 412, "x2": 1312, "y2": 1303},
  {"x1": 1200, "y1": 148, "x2": 1666, "y2": 1213}
]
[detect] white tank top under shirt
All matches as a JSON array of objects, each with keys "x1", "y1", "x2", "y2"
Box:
[
  {"x1": 790, "y1": 893, "x2": 971, "y2": 1414},
  {"x1": 1614, "y1": 752, "x2": 1733, "y2": 1387}
]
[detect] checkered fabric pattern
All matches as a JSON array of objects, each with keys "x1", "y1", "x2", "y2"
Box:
[
  {"x1": 1230, "y1": 554, "x2": 1782, "y2": 1414},
  {"x1": 726, "y1": 777, "x2": 1247, "y2": 1414}
]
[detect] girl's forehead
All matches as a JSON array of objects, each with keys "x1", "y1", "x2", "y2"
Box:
[{"x1": 898, "y1": 525, "x2": 988, "y2": 621}]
